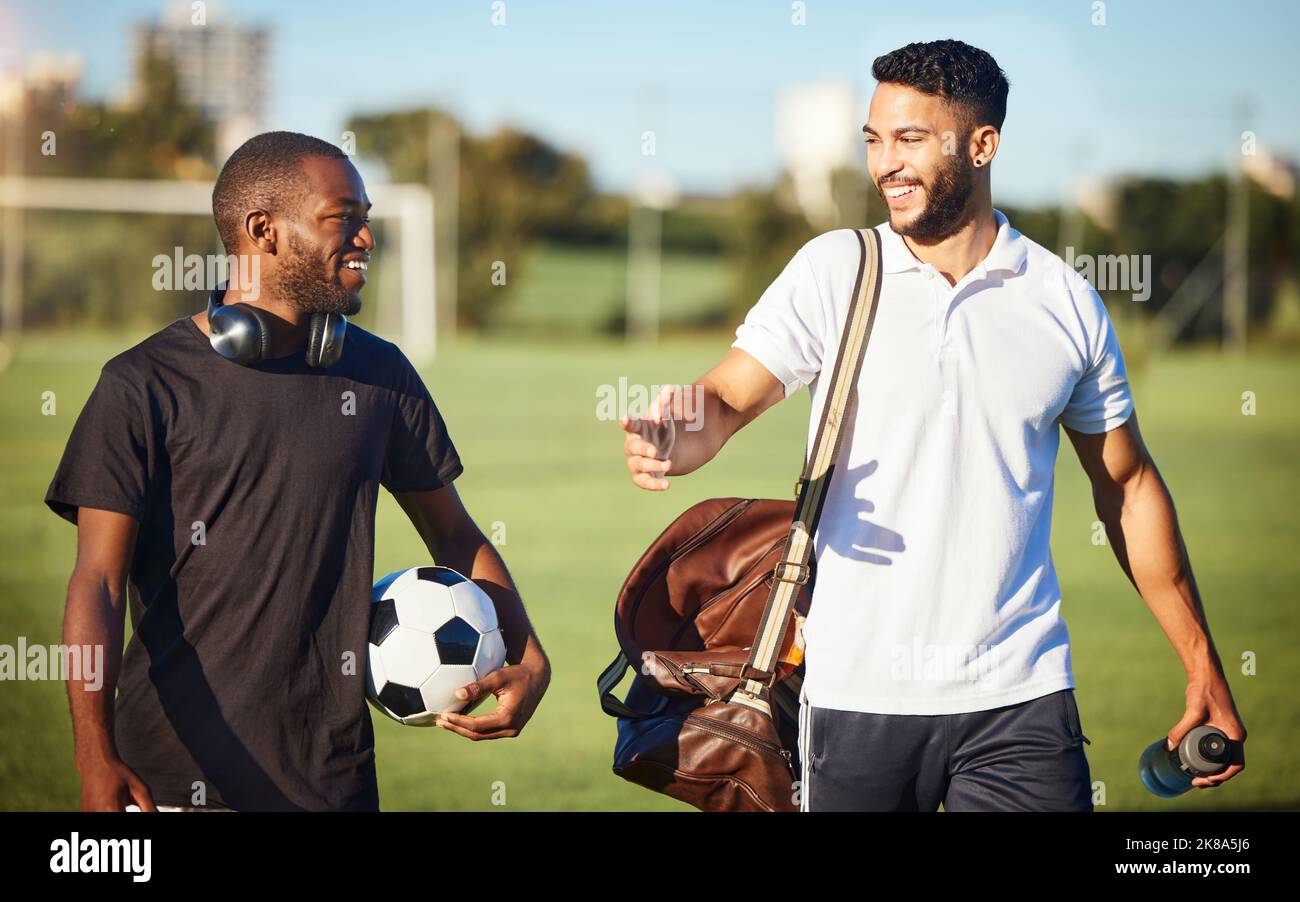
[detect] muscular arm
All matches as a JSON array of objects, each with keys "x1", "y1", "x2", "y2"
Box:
[
  {"x1": 392, "y1": 484, "x2": 549, "y2": 739},
  {"x1": 1066, "y1": 414, "x2": 1245, "y2": 785},
  {"x1": 622, "y1": 348, "x2": 786, "y2": 490},
  {"x1": 63, "y1": 508, "x2": 156, "y2": 810}
]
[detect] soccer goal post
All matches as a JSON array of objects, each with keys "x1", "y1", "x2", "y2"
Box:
[{"x1": 0, "y1": 175, "x2": 438, "y2": 362}]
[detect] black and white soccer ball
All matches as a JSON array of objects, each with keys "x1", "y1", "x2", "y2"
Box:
[{"x1": 366, "y1": 566, "x2": 507, "y2": 726}]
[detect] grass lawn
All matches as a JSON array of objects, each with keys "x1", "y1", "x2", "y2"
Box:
[
  {"x1": 1, "y1": 324, "x2": 1297, "y2": 811},
  {"x1": 492, "y1": 242, "x2": 731, "y2": 334}
]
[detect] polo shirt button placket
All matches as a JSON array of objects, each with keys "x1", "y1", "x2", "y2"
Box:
[{"x1": 931, "y1": 269, "x2": 959, "y2": 419}]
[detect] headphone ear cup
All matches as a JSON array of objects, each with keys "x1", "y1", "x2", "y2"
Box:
[
  {"x1": 209, "y1": 302, "x2": 270, "y2": 365},
  {"x1": 306, "y1": 314, "x2": 325, "y2": 367},
  {"x1": 243, "y1": 304, "x2": 273, "y2": 361},
  {"x1": 306, "y1": 313, "x2": 347, "y2": 368}
]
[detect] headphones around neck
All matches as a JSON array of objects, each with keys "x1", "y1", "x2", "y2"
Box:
[{"x1": 206, "y1": 285, "x2": 347, "y2": 368}]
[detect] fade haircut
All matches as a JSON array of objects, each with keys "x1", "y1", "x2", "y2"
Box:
[
  {"x1": 212, "y1": 131, "x2": 347, "y2": 254},
  {"x1": 871, "y1": 40, "x2": 1010, "y2": 132}
]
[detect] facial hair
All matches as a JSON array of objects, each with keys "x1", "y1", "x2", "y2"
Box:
[
  {"x1": 880, "y1": 151, "x2": 976, "y2": 242},
  {"x1": 275, "y1": 231, "x2": 362, "y2": 317}
]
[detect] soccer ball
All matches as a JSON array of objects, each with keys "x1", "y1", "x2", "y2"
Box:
[{"x1": 366, "y1": 566, "x2": 507, "y2": 726}]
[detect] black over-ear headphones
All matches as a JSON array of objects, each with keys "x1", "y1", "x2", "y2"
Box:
[{"x1": 206, "y1": 285, "x2": 347, "y2": 368}]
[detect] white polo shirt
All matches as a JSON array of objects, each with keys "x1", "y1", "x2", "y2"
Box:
[{"x1": 732, "y1": 210, "x2": 1133, "y2": 715}]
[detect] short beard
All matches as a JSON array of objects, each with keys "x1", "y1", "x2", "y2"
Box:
[
  {"x1": 881, "y1": 152, "x2": 976, "y2": 242},
  {"x1": 275, "y1": 231, "x2": 362, "y2": 317}
]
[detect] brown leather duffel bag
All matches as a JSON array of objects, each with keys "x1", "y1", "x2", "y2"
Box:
[
  {"x1": 598, "y1": 497, "x2": 812, "y2": 811},
  {"x1": 598, "y1": 228, "x2": 884, "y2": 812}
]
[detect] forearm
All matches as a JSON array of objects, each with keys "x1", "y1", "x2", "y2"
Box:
[
  {"x1": 62, "y1": 573, "x2": 126, "y2": 766},
  {"x1": 665, "y1": 380, "x2": 756, "y2": 476},
  {"x1": 1097, "y1": 460, "x2": 1223, "y2": 682},
  {"x1": 433, "y1": 528, "x2": 545, "y2": 668}
]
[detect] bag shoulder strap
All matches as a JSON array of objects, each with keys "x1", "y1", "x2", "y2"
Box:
[{"x1": 736, "y1": 228, "x2": 884, "y2": 712}]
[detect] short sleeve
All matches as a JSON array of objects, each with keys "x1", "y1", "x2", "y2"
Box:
[
  {"x1": 381, "y1": 350, "x2": 464, "y2": 492},
  {"x1": 45, "y1": 367, "x2": 152, "y2": 524},
  {"x1": 1059, "y1": 288, "x2": 1135, "y2": 434},
  {"x1": 731, "y1": 246, "x2": 829, "y2": 398}
]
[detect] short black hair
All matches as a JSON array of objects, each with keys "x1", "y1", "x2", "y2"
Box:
[
  {"x1": 212, "y1": 131, "x2": 347, "y2": 254},
  {"x1": 871, "y1": 40, "x2": 1010, "y2": 132}
]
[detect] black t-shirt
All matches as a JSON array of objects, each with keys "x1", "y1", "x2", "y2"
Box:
[{"x1": 45, "y1": 315, "x2": 463, "y2": 811}]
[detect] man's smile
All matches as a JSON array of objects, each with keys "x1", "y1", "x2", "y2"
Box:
[
  {"x1": 340, "y1": 255, "x2": 369, "y2": 285},
  {"x1": 882, "y1": 180, "x2": 924, "y2": 209}
]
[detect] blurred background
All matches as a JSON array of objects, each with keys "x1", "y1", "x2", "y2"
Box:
[{"x1": 0, "y1": 0, "x2": 1297, "y2": 810}]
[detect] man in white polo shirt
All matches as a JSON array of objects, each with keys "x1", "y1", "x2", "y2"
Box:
[{"x1": 620, "y1": 39, "x2": 1245, "y2": 810}]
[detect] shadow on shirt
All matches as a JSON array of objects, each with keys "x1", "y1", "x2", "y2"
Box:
[
  {"x1": 821, "y1": 460, "x2": 907, "y2": 567},
  {"x1": 125, "y1": 440, "x2": 308, "y2": 812},
  {"x1": 139, "y1": 595, "x2": 307, "y2": 811}
]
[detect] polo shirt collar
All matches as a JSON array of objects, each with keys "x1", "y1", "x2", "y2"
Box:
[{"x1": 877, "y1": 208, "x2": 1028, "y2": 277}]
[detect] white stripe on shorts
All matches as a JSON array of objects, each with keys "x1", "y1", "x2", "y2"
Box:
[{"x1": 798, "y1": 684, "x2": 810, "y2": 812}]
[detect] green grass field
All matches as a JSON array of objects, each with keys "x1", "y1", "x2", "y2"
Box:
[
  {"x1": 494, "y1": 242, "x2": 731, "y2": 334},
  {"x1": 2, "y1": 325, "x2": 1298, "y2": 811}
]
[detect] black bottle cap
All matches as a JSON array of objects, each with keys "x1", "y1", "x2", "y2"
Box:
[{"x1": 1198, "y1": 731, "x2": 1229, "y2": 763}]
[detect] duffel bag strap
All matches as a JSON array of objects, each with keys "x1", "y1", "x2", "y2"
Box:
[
  {"x1": 597, "y1": 651, "x2": 670, "y2": 720},
  {"x1": 735, "y1": 228, "x2": 884, "y2": 714}
]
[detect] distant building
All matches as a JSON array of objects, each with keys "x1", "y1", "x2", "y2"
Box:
[
  {"x1": 776, "y1": 82, "x2": 863, "y2": 228},
  {"x1": 19, "y1": 53, "x2": 83, "y2": 110},
  {"x1": 131, "y1": 5, "x2": 269, "y2": 158},
  {"x1": 0, "y1": 52, "x2": 83, "y2": 116}
]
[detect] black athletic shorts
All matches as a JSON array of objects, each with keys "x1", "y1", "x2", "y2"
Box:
[{"x1": 797, "y1": 688, "x2": 1093, "y2": 811}]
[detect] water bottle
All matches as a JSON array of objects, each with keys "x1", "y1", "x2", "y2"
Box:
[{"x1": 1139, "y1": 725, "x2": 1231, "y2": 797}]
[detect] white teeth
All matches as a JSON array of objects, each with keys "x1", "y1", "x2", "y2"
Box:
[
  {"x1": 345, "y1": 261, "x2": 368, "y2": 270},
  {"x1": 886, "y1": 184, "x2": 919, "y2": 199}
]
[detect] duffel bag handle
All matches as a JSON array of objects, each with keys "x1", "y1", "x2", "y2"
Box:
[
  {"x1": 597, "y1": 651, "x2": 670, "y2": 720},
  {"x1": 734, "y1": 228, "x2": 884, "y2": 714}
]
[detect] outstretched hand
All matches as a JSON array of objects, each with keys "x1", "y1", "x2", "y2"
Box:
[{"x1": 621, "y1": 384, "x2": 677, "y2": 492}]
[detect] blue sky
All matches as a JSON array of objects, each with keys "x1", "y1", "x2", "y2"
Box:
[{"x1": 3, "y1": 0, "x2": 1298, "y2": 205}]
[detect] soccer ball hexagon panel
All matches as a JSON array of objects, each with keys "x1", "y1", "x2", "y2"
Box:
[{"x1": 366, "y1": 566, "x2": 508, "y2": 726}]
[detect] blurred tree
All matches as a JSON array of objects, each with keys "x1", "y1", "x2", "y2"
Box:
[
  {"x1": 21, "y1": 43, "x2": 214, "y2": 180},
  {"x1": 723, "y1": 176, "x2": 815, "y2": 323},
  {"x1": 345, "y1": 109, "x2": 593, "y2": 330},
  {"x1": 828, "y1": 165, "x2": 873, "y2": 231},
  {"x1": 660, "y1": 203, "x2": 727, "y2": 254},
  {"x1": 13, "y1": 49, "x2": 217, "y2": 329},
  {"x1": 1112, "y1": 175, "x2": 1295, "y2": 343}
]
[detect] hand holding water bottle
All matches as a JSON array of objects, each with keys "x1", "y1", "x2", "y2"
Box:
[{"x1": 1140, "y1": 674, "x2": 1246, "y2": 796}]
